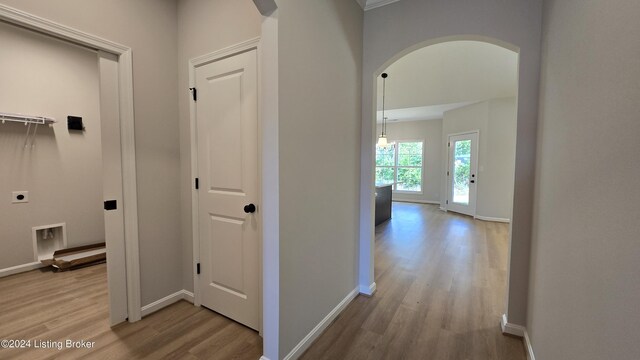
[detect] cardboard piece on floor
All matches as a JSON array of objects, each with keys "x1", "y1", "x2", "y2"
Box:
[{"x1": 41, "y1": 242, "x2": 106, "y2": 271}]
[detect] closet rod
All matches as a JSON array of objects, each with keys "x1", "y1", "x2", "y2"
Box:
[{"x1": 0, "y1": 111, "x2": 56, "y2": 126}]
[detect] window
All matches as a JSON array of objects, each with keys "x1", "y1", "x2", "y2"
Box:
[{"x1": 375, "y1": 141, "x2": 423, "y2": 192}]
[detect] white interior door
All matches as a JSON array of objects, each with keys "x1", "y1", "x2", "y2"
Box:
[
  {"x1": 195, "y1": 49, "x2": 260, "y2": 331},
  {"x1": 447, "y1": 132, "x2": 479, "y2": 217}
]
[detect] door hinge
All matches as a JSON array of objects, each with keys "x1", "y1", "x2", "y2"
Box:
[
  {"x1": 446, "y1": 200, "x2": 449, "y2": 205},
  {"x1": 189, "y1": 87, "x2": 197, "y2": 101},
  {"x1": 196, "y1": 263, "x2": 201, "y2": 275},
  {"x1": 447, "y1": 171, "x2": 450, "y2": 176},
  {"x1": 195, "y1": 178, "x2": 199, "y2": 190},
  {"x1": 448, "y1": 142, "x2": 451, "y2": 147}
]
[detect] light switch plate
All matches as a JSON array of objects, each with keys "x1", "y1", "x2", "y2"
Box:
[{"x1": 12, "y1": 191, "x2": 28, "y2": 203}]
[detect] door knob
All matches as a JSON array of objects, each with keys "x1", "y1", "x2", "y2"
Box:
[
  {"x1": 470, "y1": 180, "x2": 475, "y2": 184},
  {"x1": 244, "y1": 203, "x2": 256, "y2": 213}
]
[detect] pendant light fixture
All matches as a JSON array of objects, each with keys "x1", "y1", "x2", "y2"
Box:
[{"x1": 377, "y1": 72, "x2": 389, "y2": 147}]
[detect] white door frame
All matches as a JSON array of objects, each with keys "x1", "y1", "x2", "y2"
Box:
[
  {"x1": 189, "y1": 38, "x2": 263, "y2": 327},
  {"x1": 0, "y1": 4, "x2": 142, "y2": 324},
  {"x1": 257, "y1": 11, "x2": 279, "y2": 360},
  {"x1": 445, "y1": 130, "x2": 480, "y2": 216}
]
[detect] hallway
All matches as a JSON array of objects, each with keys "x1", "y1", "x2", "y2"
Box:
[{"x1": 302, "y1": 202, "x2": 526, "y2": 359}]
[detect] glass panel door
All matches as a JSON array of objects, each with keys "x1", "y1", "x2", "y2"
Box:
[
  {"x1": 447, "y1": 132, "x2": 478, "y2": 217},
  {"x1": 452, "y1": 140, "x2": 471, "y2": 204}
]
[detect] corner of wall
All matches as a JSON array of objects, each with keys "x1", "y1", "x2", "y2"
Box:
[{"x1": 501, "y1": 314, "x2": 535, "y2": 360}]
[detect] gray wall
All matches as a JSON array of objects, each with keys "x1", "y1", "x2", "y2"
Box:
[
  {"x1": 177, "y1": 0, "x2": 261, "y2": 294},
  {"x1": 376, "y1": 120, "x2": 443, "y2": 204},
  {"x1": 0, "y1": 0, "x2": 182, "y2": 306},
  {"x1": 0, "y1": 22, "x2": 103, "y2": 269},
  {"x1": 441, "y1": 98, "x2": 517, "y2": 220},
  {"x1": 484, "y1": 98, "x2": 517, "y2": 220},
  {"x1": 528, "y1": 0, "x2": 640, "y2": 358},
  {"x1": 278, "y1": 0, "x2": 363, "y2": 357},
  {"x1": 362, "y1": 0, "x2": 543, "y2": 325}
]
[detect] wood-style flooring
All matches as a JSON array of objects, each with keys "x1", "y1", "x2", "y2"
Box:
[
  {"x1": 301, "y1": 202, "x2": 526, "y2": 360},
  {"x1": 0, "y1": 263, "x2": 262, "y2": 360},
  {"x1": 1, "y1": 202, "x2": 524, "y2": 360}
]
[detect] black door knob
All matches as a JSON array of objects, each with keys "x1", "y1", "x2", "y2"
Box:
[
  {"x1": 244, "y1": 203, "x2": 256, "y2": 213},
  {"x1": 470, "y1": 180, "x2": 475, "y2": 184}
]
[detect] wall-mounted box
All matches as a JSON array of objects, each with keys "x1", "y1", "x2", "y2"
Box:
[{"x1": 67, "y1": 116, "x2": 84, "y2": 131}]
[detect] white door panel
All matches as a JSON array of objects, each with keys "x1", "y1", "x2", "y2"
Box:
[{"x1": 196, "y1": 49, "x2": 259, "y2": 330}]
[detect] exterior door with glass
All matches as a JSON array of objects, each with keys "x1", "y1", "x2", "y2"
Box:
[{"x1": 447, "y1": 132, "x2": 479, "y2": 217}]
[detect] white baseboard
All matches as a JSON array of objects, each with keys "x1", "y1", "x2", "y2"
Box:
[
  {"x1": 182, "y1": 290, "x2": 194, "y2": 303},
  {"x1": 359, "y1": 282, "x2": 377, "y2": 296},
  {"x1": 501, "y1": 314, "x2": 535, "y2": 360},
  {"x1": 439, "y1": 207, "x2": 446, "y2": 212},
  {"x1": 283, "y1": 287, "x2": 359, "y2": 360},
  {"x1": 523, "y1": 330, "x2": 536, "y2": 360},
  {"x1": 0, "y1": 261, "x2": 46, "y2": 278},
  {"x1": 141, "y1": 289, "x2": 194, "y2": 317},
  {"x1": 475, "y1": 215, "x2": 511, "y2": 223},
  {"x1": 259, "y1": 357, "x2": 271, "y2": 360},
  {"x1": 501, "y1": 314, "x2": 525, "y2": 337},
  {"x1": 392, "y1": 199, "x2": 440, "y2": 205}
]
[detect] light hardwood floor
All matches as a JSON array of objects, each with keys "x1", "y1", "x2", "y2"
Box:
[
  {"x1": 1, "y1": 203, "x2": 525, "y2": 360},
  {"x1": 0, "y1": 263, "x2": 262, "y2": 360},
  {"x1": 301, "y1": 202, "x2": 526, "y2": 360}
]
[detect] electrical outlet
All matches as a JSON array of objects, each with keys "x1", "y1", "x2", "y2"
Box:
[{"x1": 12, "y1": 191, "x2": 29, "y2": 203}]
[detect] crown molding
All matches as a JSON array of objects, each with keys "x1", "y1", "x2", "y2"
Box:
[{"x1": 365, "y1": 0, "x2": 401, "y2": 11}]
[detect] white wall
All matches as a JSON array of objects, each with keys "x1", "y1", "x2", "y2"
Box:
[
  {"x1": 441, "y1": 98, "x2": 516, "y2": 220},
  {"x1": 484, "y1": 98, "x2": 517, "y2": 220},
  {"x1": 376, "y1": 120, "x2": 442, "y2": 203},
  {"x1": 361, "y1": 0, "x2": 542, "y2": 325},
  {"x1": 527, "y1": 0, "x2": 640, "y2": 359},
  {"x1": 177, "y1": 0, "x2": 261, "y2": 294},
  {"x1": 380, "y1": 41, "x2": 518, "y2": 110},
  {"x1": 0, "y1": 22, "x2": 103, "y2": 269},
  {"x1": 0, "y1": 0, "x2": 183, "y2": 306},
  {"x1": 278, "y1": 0, "x2": 363, "y2": 357}
]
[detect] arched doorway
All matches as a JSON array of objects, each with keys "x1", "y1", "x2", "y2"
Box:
[{"x1": 359, "y1": 35, "x2": 523, "y2": 332}]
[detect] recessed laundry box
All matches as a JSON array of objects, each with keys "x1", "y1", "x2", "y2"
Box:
[
  {"x1": 33, "y1": 223, "x2": 106, "y2": 270},
  {"x1": 32, "y1": 223, "x2": 67, "y2": 264}
]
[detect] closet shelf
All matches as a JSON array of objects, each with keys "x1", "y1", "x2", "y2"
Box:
[{"x1": 0, "y1": 112, "x2": 56, "y2": 126}]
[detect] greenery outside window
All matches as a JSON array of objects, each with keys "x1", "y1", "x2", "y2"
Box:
[{"x1": 375, "y1": 141, "x2": 423, "y2": 192}]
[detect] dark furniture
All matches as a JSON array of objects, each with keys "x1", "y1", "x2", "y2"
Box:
[{"x1": 375, "y1": 184, "x2": 392, "y2": 225}]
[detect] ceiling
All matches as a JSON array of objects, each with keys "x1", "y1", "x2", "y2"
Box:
[
  {"x1": 355, "y1": 0, "x2": 402, "y2": 11},
  {"x1": 377, "y1": 41, "x2": 518, "y2": 122},
  {"x1": 376, "y1": 102, "x2": 478, "y2": 124}
]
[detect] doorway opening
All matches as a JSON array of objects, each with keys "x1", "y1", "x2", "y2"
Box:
[
  {"x1": 363, "y1": 37, "x2": 521, "y2": 354},
  {"x1": 0, "y1": 4, "x2": 140, "y2": 326}
]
